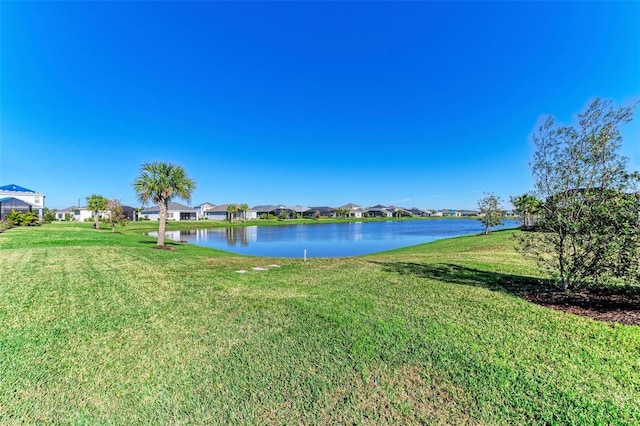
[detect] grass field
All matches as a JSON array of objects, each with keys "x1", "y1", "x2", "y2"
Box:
[{"x1": 1, "y1": 222, "x2": 638, "y2": 424}]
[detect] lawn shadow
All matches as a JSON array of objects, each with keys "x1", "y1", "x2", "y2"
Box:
[
  {"x1": 370, "y1": 261, "x2": 640, "y2": 322},
  {"x1": 370, "y1": 261, "x2": 543, "y2": 293},
  {"x1": 138, "y1": 240, "x2": 182, "y2": 246}
]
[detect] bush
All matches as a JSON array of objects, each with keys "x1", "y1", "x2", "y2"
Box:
[
  {"x1": 43, "y1": 208, "x2": 56, "y2": 223},
  {"x1": 6, "y1": 210, "x2": 40, "y2": 226}
]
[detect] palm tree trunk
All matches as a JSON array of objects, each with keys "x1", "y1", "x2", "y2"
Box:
[
  {"x1": 158, "y1": 201, "x2": 168, "y2": 247},
  {"x1": 94, "y1": 211, "x2": 100, "y2": 230}
]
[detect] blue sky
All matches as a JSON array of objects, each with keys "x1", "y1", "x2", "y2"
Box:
[{"x1": 2, "y1": 1, "x2": 639, "y2": 210}]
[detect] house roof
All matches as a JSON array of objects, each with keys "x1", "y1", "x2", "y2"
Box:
[
  {"x1": 0, "y1": 197, "x2": 34, "y2": 206},
  {"x1": 205, "y1": 204, "x2": 256, "y2": 213},
  {"x1": 141, "y1": 202, "x2": 196, "y2": 212},
  {"x1": 285, "y1": 205, "x2": 311, "y2": 213},
  {"x1": 0, "y1": 184, "x2": 36, "y2": 193},
  {"x1": 308, "y1": 206, "x2": 335, "y2": 213},
  {"x1": 339, "y1": 203, "x2": 363, "y2": 211},
  {"x1": 58, "y1": 205, "x2": 83, "y2": 212},
  {"x1": 367, "y1": 205, "x2": 390, "y2": 211},
  {"x1": 194, "y1": 202, "x2": 216, "y2": 208},
  {"x1": 252, "y1": 205, "x2": 280, "y2": 212}
]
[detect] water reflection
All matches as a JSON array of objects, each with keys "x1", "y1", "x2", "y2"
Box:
[{"x1": 150, "y1": 219, "x2": 519, "y2": 258}]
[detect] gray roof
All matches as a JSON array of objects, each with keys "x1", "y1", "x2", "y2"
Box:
[
  {"x1": 285, "y1": 205, "x2": 311, "y2": 213},
  {"x1": 309, "y1": 206, "x2": 335, "y2": 213},
  {"x1": 194, "y1": 202, "x2": 216, "y2": 208},
  {"x1": 205, "y1": 203, "x2": 256, "y2": 213},
  {"x1": 141, "y1": 202, "x2": 196, "y2": 213},
  {"x1": 339, "y1": 203, "x2": 363, "y2": 211},
  {"x1": 252, "y1": 205, "x2": 282, "y2": 212},
  {"x1": 58, "y1": 206, "x2": 82, "y2": 212}
]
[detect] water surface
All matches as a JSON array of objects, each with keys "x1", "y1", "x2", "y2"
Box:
[{"x1": 153, "y1": 219, "x2": 518, "y2": 258}]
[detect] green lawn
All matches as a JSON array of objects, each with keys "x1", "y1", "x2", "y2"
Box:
[{"x1": 1, "y1": 223, "x2": 638, "y2": 424}]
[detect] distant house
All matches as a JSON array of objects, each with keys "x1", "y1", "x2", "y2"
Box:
[
  {"x1": 285, "y1": 205, "x2": 311, "y2": 218},
  {"x1": 307, "y1": 206, "x2": 335, "y2": 218},
  {"x1": 194, "y1": 202, "x2": 216, "y2": 220},
  {"x1": 366, "y1": 205, "x2": 393, "y2": 218},
  {"x1": 408, "y1": 208, "x2": 432, "y2": 217},
  {"x1": 140, "y1": 202, "x2": 197, "y2": 221},
  {"x1": 121, "y1": 205, "x2": 137, "y2": 221},
  {"x1": 386, "y1": 206, "x2": 413, "y2": 217},
  {"x1": 0, "y1": 184, "x2": 46, "y2": 220},
  {"x1": 441, "y1": 209, "x2": 461, "y2": 217},
  {"x1": 55, "y1": 206, "x2": 93, "y2": 222},
  {"x1": 56, "y1": 204, "x2": 137, "y2": 222},
  {"x1": 338, "y1": 203, "x2": 364, "y2": 218},
  {"x1": 252, "y1": 205, "x2": 282, "y2": 217},
  {"x1": 203, "y1": 204, "x2": 257, "y2": 221}
]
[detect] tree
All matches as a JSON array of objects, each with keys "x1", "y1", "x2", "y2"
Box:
[
  {"x1": 239, "y1": 203, "x2": 249, "y2": 222},
  {"x1": 477, "y1": 192, "x2": 503, "y2": 234},
  {"x1": 43, "y1": 208, "x2": 56, "y2": 223},
  {"x1": 510, "y1": 193, "x2": 541, "y2": 228},
  {"x1": 86, "y1": 194, "x2": 108, "y2": 230},
  {"x1": 133, "y1": 162, "x2": 196, "y2": 248},
  {"x1": 106, "y1": 199, "x2": 127, "y2": 232},
  {"x1": 226, "y1": 204, "x2": 238, "y2": 223},
  {"x1": 518, "y1": 98, "x2": 640, "y2": 291}
]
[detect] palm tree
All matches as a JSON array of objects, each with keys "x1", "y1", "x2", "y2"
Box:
[
  {"x1": 86, "y1": 194, "x2": 108, "y2": 230},
  {"x1": 239, "y1": 203, "x2": 249, "y2": 222},
  {"x1": 226, "y1": 204, "x2": 238, "y2": 223},
  {"x1": 511, "y1": 193, "x2": 541, "y2": 228},
  {"x1": 133, "y1": 162, "x2": 196, "y2": 248}
]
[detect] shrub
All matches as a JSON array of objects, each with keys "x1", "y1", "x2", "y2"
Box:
[{"x1": 6, "y1": 210, "x2": 40, "y2": 226}]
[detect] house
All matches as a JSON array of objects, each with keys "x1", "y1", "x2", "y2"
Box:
[
  {"x1": 55, "y1": 206, "x2": 93, "y2": 222},
  {"x1": 441, "y1": 209, "x2": 462, "y2": 217},
  {"x1": 194, "y1": 202, "x2": 216, "y2": 220},
  {"x1": 408, "y1": 208, "x2": 432, "y2": 217},
  {"x1": 366, "y1": 205, "x2": 394, "y2": 218},
  {"x1": 338, "y1": 203, "x2": 364, "y2": 218},
  {"x1": 386, "y1": 206, "x2": 413, "y2": 217},
  {"x1": 121, "y1": 205, "x2": 137, "y2": 221},
  {"x1": 55, "y1": 204, "x2": 136, "y2": 222},
  {"x1": 285, "y1": 205, "x2": 311, "y2": 218},
  {"x1": 0, "y1": 184, "x2": 46, "y2": 220},
  {"x1": 140, "y1": 202, "x2": 197, "y2": 221},
  {"x1": 307, "y1": 206, "x2": 335, "y2": 218},
  {"x1": 252, "y1": 205, "x2": 281, "y2": 218},
  {"x1": 203, "y1": 204, "x2": 257, "y2": 221}
]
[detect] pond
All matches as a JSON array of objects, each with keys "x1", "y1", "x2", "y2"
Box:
[{"x1": 153, "y1": 219, "x2": 520, "y2": 258}]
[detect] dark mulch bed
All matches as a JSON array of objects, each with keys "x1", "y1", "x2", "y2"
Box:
[{"x1": 500, "y1": 279, "x2": 640, "y2": 326}]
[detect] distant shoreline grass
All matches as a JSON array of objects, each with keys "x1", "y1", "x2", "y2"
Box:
[{"x1": 1, "y1": 223, "x2": 637, "y2": 424}]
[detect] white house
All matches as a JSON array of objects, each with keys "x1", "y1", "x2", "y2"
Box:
[
  {"x1": 366, "y1": 205, "x2": 394, "y2": 218},
  {"x1": 140, "y1": 202, "x2": 197, "y2": 221},
  {"x1": 203, "y1": 204, "x2": 257, "y2": 221},
  {"x1": 0, "y1": 184, "x2": 46, "y2": 220},
  {"x1": 338, "y1": 203, "x2": 364, "y2": 218},
  {"x1": 194, "y1": 202, "x2": 217, "y2": 220},
  {"x1": 55, "y1": 206, "x2": 94, "y2": 222}
]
